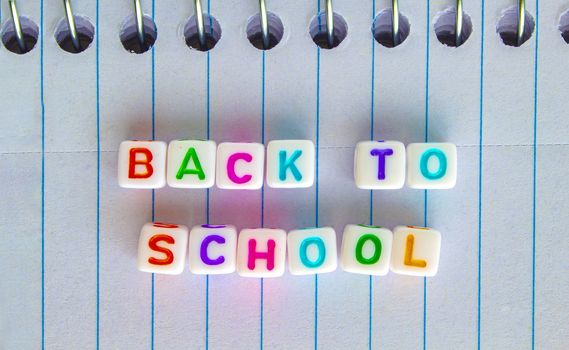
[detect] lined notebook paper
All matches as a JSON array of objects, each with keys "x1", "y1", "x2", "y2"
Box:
[{"x1": 1, "y1": 0, "x2": 568, "y2": 349}]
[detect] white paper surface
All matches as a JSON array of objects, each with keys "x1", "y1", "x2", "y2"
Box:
[{"x1": 1, "y1": 0, "x2": 568, "y2": 349}]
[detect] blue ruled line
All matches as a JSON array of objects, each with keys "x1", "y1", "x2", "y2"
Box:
[
  {"x1": 40, "y1": 0, "x2": 45, "y2": 348},
  {"x1": 150, "y1": 1, "x2": 156, "y2": 349},
  {"x1": 369, "y1": 1, "x2": 376, "y2": 349},
  {"x1": 96, "y1": 0, "x2": 101, "y2": 348},
  {"x1": 531, "y1": 1, "x2": 539, "y2": 349},
  {"x1": 205, "y1": 1, "x2": 212, "y2": 348},
  {"x1": 477, "y1": 1, "x2": 485, "y2": 349},
  {"x1": 259, "y1": 49, "x2": 266, "y2": 350},
  {"x1": 423, "y1": 2, "x2": 431, "y2": 350},
  {"x1": 314, "y1": 6, "x2": 321, "y2": 346}
]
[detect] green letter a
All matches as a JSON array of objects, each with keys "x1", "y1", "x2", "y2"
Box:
[{"x1": 176, "y1": 147, "x2": 206, "y2": 180}]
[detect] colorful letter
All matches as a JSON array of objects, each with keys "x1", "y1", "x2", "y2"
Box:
[
  {"x1": 176, "y1": 147, "x2": 206, "y2": 180},
  {"x1": 227, "y1": 152, "x2": 253, "y2": 184},
  {"x1": 299, "y1": 237, "x2": 326, "y2": 268},
  {"x1": 355, "y1": 233, "x2": 382, "y2": 264},
  {"x1": 129, "y1": 148, "x2": 154, "y2": 178},
  {"x1": 404, "y1": 234, "x2": 427, "y2": 268},
  {"x1": 370, "y1": 148, "x2": 394, "y2": 180},
  {"x1": 200, "y1": 234, "x2": 226, "y2": 265},
  {"x1": 247, "y1": 239, "x2": 276, "y2": 270},
  {"x1": 279, "y1": 150, "x2": 303, "y2": 181},
  {"x1": 148, "y1": 234, "x2": 175, "y2": 265},
  {"x1": 419, "y1": 148, "x2": 447, "y2": 180}
]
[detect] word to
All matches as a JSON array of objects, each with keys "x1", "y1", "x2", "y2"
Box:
[
  {"x1": 118, "y1": 140, "x2": 457, "y2": 190},
  {"x1": 138, "y1": 223, "x2": 442, "y2": 278}
]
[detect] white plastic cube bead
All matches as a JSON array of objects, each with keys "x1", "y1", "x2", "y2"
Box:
[
  {"x1": 118, "y1": 141, "x2": 167, "y2": 189},
  {"x1": 406, "y1": 143, "x2": 457, "y2": 189},
  {"x1": 266, "y1": 140, "x2": 315, "y2": 188},
  {"x1": 167, "y1": 140, "x2": 216, "y2": 188},
  {"x1": 354, "y1": 140, "x2": 406, "y2": 189},
  {"x1": 340, "y1": 224, "x2": 393, "y2": 276},
  {"x1": 216, "y1": 143, "x2": 265, "y2": 190},
  {"x1": 236, "y1": 228, "x2": 286, "y2": 277},
  {"x1": 287, "y1": 227, "x2": 337, "y2": 275},
  {"x1": 390, "y1": 225, "x2": 441, "y2": 277},
  {"x1": 137, "y1": 222, "x2": 189, "y2": 275},
  {"x1": 188, "y1": 224, "x2": 237, "y2": 275}
]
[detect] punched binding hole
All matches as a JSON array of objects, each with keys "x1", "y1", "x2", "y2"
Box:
[
  {"x1": 434, "y1": 7, "x2": 473, "y2": 47},
  {"x1": 496, "y1": 5, "x2": 535, "y2": 47},
  {"x1": 309, "y1": 11, "x2": 348, "y2": 49},
  {"x1": 1, "y1": 16, "x2": 38, "y2": 54},
  {"x1": 246, "y1": 12, "x2": 284, "y2": 50},
  {"x1": 184, "y1": 13, "x2": 222, "y2": 51},
  {"x1": 120, "y1": 14, "x2": 157, "y2": 54},
  {"x1": 372, "y1": 9, "x2": 410, "y2": 48},
  {"x1": 54, "y1": 15, "x2": 94, "y2": 54}
]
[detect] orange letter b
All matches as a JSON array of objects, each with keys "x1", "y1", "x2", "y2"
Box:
[{"x1": 129, "y1": 148, "x2": 154, "y2": 179}]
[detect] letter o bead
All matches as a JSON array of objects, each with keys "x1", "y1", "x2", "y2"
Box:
[
  {"x1": 340, "y1": 224, "x2": 393, "y2": 275},
  {"x1": 287, "y1": 227, "x2": 337, "y2": 275},
  {"x1": 137, "y1": 222, "x2": 189, "y2": 275},
  {"x1": 118, "y1": 140, "x2": 167, "y2": 189},
  {"x1": 406, "y1": 143, "x2": 457, "y2": 189},
  {"x1": 188, "y1": 224, "x2": 237, "y2": 275}
]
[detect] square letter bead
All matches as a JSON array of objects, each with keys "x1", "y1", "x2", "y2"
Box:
[
  {"x1": 354, "y1": 141, "x2": 406, "y2": 189},
  {"x1": 167, "y1": 140, "x2": 216, "y2": 188},
  {"x1": 266, "y1": 140, "x2": 315, "y2": 188},
  {"x1": 340, "y1": 224, "x2": 393, "y2": 276},
  {"x1": 236, "y1": 228, "x2": 286, "y2": 277},
  {"x1": 137, "y1": 222, "x2": 189, "y2": 275},
  {"x1": 406, "y1": 143, "x2": 457, "y2": 189},
  {"x1": 287, "y1": 227, "x2": 337, "y2": 275},
  {"x1": 188, "y1": 224, "x2": 237, "y2": 275},
  {"x1": 118, "y1": 140, "x2": 167, "y2": 189},
  {"x1": 390, "y1": 226, "x2": 441, "y2": 277},
  {"x1": 216, "y1": 143, "x2": 265, "y2": 190}
]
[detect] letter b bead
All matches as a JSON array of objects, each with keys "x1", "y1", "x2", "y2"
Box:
[{"x1": 118, "y1": 140, "x2": 167, "y2": 189}]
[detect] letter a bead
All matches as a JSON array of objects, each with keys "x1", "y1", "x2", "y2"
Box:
[
  {"x1": 216, "y1": 143, "x2": 265, "y2": 190},
  {"x1": 167, "y1": 140, "x2": 216, "y2": 188},
  {"x1": 287, "y1": 227, "x2": 337, "y2": 275},
  {"x1": 266, "y1": 140, "x2": 315, "y2": 188},
  {"x1": 390, "y1": 225, "x2": 441, "y2": 277},
  {"x1": 236, "y1": 228, "x2": 286, "y2": 277},
  {"x1": 137, "y1": 222, "x2": 189, "y2": 275},
  {"x1": 354, "y1": 141, "x2": 406, "y2": 189},
  {"x1": 118, "y1": 140, "x2": 167, "y2": 189},
  {"x1": 406, "y1": 143, "x2": 457, "y2": 189},
  {"x1": 340, "y1": 224, "x2": 393, "y2": 275},
  {"x1": 188, "y1": 224, "x2": 237, "y2": 275}
]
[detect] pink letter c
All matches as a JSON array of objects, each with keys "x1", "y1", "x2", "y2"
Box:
[{"x1": 227, "y1": 152, "x2": 253, "y2": 184}]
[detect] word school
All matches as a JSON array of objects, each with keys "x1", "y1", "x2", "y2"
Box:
[
  {"x1": 138, "y1": 223, "x2": 442, "y2": 277},
  {"x1": 118, "y1": 140, "x2": 457, "y2": 190}
]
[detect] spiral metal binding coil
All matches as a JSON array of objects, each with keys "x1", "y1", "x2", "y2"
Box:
[
  {"x1": 392, "y1": 0, "x2": 400, "y2": 46},
  {"x1": 259, "y1": 0, "x2": 270, "y2": 49},
  {"x1": 455, "y1": 0, "x2": 463, "y2": 47},
  {"x1": 193, "y1": 0, "x2": 206, "y2": 49},
  {"x1": 62, "y1": 0, "x2": 80, "y2": 51},
  {"x1": 133, "y1": 0, "x2": 145, "y2": 47},
  {"x1": 8, "y1": 0, "x2": 26, "y2": 52},
  {"x1": 517, "y1": 0, "x2": 526, "y2": 46},
  {"x1": 325, "y1": 0, "x2": 334, "y2": 47}
]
